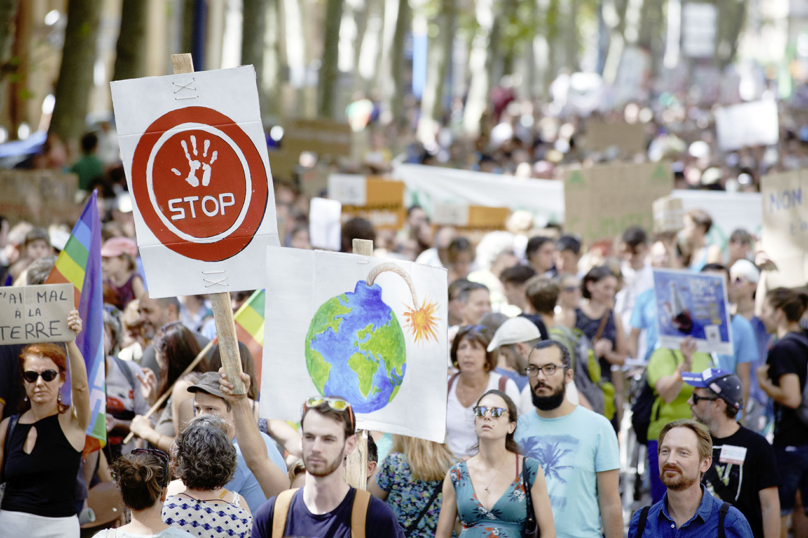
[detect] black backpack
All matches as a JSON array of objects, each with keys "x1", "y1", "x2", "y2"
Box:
[{"x1": 635, "y1": 501, "x2": 730, "y2": 537}]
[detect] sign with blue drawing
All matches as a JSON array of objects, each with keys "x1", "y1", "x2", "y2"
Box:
[{"x1": 653, "y1": 268, "x2": 733, "y2": 355}]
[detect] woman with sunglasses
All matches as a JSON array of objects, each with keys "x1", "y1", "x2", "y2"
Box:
[
  {"x1": 446, "y1": 325, "x2": 521, "y2": 459},
  {"x1": 93, "y1": 449, "x2": 193, "y2": 538},
  {"x1": 435, "y1": 390, "x2": 555, "y2": 537},
  {"x1": 0, "y1": 310, "x2": 90, "y2": 537}
]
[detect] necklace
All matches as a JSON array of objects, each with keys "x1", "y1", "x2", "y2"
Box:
[{"x1": 483, "y1": 454, "x2": 511, "y2": 492}]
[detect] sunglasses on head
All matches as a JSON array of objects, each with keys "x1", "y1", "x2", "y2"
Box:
[
  {"x1": 131, "y1": 448, "x2": 171, "y2": 487},
  {"x1": 473, "y1": 406, "x2": 508, "y2": 418},
  {"x1": 23, "y1": 369, "x2": 59, "y2": 383},
  {"x1": 304, "y1": 397, "x2": 356, "y2": 432}
]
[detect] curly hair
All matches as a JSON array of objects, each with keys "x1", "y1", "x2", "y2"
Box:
[{"x1": 171, "y1": 415, "x2": 236, "y2": 491}]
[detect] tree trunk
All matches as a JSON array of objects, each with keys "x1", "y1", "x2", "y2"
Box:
[
  {"x1": 49, "y1": 0, "x2": 102, "y2": 145},
  {"x1": 390, "y1": 0, "x2": 410, "y2": 126},
  {"x1": 418, "y1": 0, "x2": 455, "y2": 140},
  {"x1": 263, "y1": 0, "x2": 282, "y2": 121},
  {"x1": 463, "y1": 0, "x2": 494, "y2": 135},
  {"x1": 0, "y1": 0, "x2": 18, "y2": 78},
  {"x1": 242, "y1": 0, "x2": 269, "y2": 121},
  {"x1": 318, "y1": 0, "x2": 343, "y2": 118},
  {"x1": 352, "y1": 0, "x2": 371, "y2": 92},
  {"x1": 544, "y1": 0, "x2": 559, "y2": 87},
  {"x1": 112, "y1": 0, "x2": 148, "y2": 81},
  {"x1": 563, "y1": 0, "x2": 578, "y2": 71}
]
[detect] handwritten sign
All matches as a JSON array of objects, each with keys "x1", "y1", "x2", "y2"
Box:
[
  {"x1": 761, "y1": 170, "x2": 808, "y2": 288},
  {"x1": 328, "y1": 175, "x2": 406, "y2": 230},
  {"x1": 0, "y1": 284, "x2": 74, "y2": 344}
]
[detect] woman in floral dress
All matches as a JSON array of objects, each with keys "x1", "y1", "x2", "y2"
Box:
[
  {"x1": 369, "y1": 435, "x2": 456, "y2": 537},
  {"x1": 435, "y1": 390, "x2": 555, "y2": 538}
]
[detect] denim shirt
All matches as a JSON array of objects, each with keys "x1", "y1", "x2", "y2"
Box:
[{"x1": 629, "y1": 485, "x2": 753, "y2": 537}]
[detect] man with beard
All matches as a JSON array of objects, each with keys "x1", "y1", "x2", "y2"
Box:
[
  {"x1": 683, "y1": 369, "x2": 780, "y2": 537},
  {"x1": 629, "y1": 419, "x2": 753, "y2": 537},
  {"x1": 514, "y1": 340, "x2": 622, "y2": 538},
  {"x1": 219, "y1": 372, "x2": 403, "y2": 537}
]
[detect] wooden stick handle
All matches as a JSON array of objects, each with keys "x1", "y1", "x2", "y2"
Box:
[
  {"x1": 122, "y1": 338, "x2": 216, "y2": 444},
  {"x1": 210, "y1": 292, "x2": 246, "y2": 395}
]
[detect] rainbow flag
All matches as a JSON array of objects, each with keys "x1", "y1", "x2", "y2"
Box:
[
  {"x1": 47, "y1": 192, "x2": 106, "y2": 455},
  {"x1": 233, "y1": 289, "x2": 265, "y2": 389}
]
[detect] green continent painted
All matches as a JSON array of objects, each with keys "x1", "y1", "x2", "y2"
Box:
[
  {"x1": 348, "y1": 348, "x2": 379, "y2": 398},
  {"x1": 305, "y1": 294, "x2": 352, "y2": 392},
  {"x1": 356, "y1": 312, "x2": 406, "y2": 400}
]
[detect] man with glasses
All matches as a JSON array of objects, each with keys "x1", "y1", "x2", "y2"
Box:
[
  {"x1": 684, "y1": 368, "x2": 780, "y2": 538},
  {"x1": 218, "y1": 372, "x2": 403, "y2": 537},
  {"x1": 515, "y1": 340, "x2": 622, "y2": 538}
]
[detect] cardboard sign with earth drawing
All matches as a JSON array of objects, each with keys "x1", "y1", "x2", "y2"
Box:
[
  {"x1": 110, "y1": 65, "x2": 279, "y2": 298},
  {"x1": 261, "y1": 245, "x2": 448, "y2": 442}
]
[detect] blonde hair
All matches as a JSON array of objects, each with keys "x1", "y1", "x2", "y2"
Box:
[
  {"x1": 391, "y1": 435, "x2": 455, "y2": 482},
  {"x1": 658, "y1": 419, "x2": 712, "y2": 462}
]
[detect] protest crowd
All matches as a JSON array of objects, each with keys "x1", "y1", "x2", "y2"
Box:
[{"x1": 6, "y1": 43, "x2": 808, "y2": 538}]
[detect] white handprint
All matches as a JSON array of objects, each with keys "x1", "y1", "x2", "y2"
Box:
[{"x1": 171, "y1": 135, "x2": 218, "y2": 187}]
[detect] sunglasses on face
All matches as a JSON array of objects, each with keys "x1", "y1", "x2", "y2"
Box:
[
  {"x1": 691, "y1": 393, "x2": 718, "y2": 405},
  {"x1": 304, "y1": 396, "x2": 356, "y2": 432},
  {"x1": 562, "y1": 286, "x2": 579, "y2": 293},
  {"x1": 131, "y1": 448, "x2": 171, "y2": 487},
  {"x1": 23, "y1": 369, "x2": 59, "y2": 383},
  {"x1": 473, "y1": 406, "x2": 508, "y2": 418}
]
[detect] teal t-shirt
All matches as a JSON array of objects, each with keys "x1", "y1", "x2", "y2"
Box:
[{"x1": 515, "y1": 406, "x2": 620, "y2": 538}]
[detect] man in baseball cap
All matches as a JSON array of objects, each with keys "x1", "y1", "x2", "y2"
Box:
[
  {"x1": 487, "y1": 316, "x2": 579, "y2": 413},
  {"x1": 684, "y1": 368, "x2": 781, "y2": 538},
  {"x1": 185, "y1": 372, "x2": 288, "y2": 514}
]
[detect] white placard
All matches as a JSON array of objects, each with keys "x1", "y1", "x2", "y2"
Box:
[
  {"x1": 110, "y1": 66, "x2": 279, "y2": 298},
  {"x1": 0, "y1": 284, "x2": 74, "y2": 344},
  {"x1": 309, "y1": 197, "x2": 342, "y2": 251},
  {"x1": 715, "y1": 100, "x2": 779, "y2": 151},
  {"x1": 328, "y1": 174, "x2": 368, "y2": 206},
  {"x1": 261, "y1": 246, "x2": 449, "y2": 442}
]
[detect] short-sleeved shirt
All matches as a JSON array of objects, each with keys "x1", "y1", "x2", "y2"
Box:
[
  {"x1": 646, "y1": 348, "x2": 714, "y2": 442},
  {"x1": 747, "y1": 316, "x2": 771, "y2": 404},
  {"x1": 229, "y1": 433, "x2": 287, "y2": 514},
  {"x1": 703, "y1": 426, "x2": 781, "y2": 537},
  {"x1": 163, "y1": 493, "x2": 252, "y2": 537},
  {"x1": 766, "y1": 334, "x2": 808, "y2": 447},
  {"x1": 375, "y1": 452, "x2": 445, "y2": 537},
  {"x1": 715, "y1": 315, "x2": 758, "y2": 374},
  {"x1": 628, "y1": 485, "x2": 753, "y2": 537},
  {"x1": 446, "y1": 373, "x2": 521, "y2": 458},
  {"x1": 251, "y1": 486, "x2": 405, "y2": 538},
  {"x1": 515, "y1": 406, "x2": 620, "y2": 538},
  {"x1": 629, "y1": 289, "x2": 658, "y2": 363}
]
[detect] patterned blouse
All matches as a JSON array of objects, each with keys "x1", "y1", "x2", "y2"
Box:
[
  {"x1": 376, "y1": 452, "x2": 446, "y2": 537},
  {"x1": 449, "y1": 457, "x2": 539, "y2": 538},
  {"x1": 162, "y1": 491, "x2": 252, "y2": 538}
]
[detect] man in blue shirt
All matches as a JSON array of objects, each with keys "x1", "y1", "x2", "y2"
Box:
[
  {"x1": 187, "y1": 372, "x2": 288, "y2": 513},
  {"x1": 629, "y1": 419, "x2": 753, "y2": 537}
]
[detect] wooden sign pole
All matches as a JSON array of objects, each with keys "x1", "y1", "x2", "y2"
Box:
[
  {"x1": 343, "y1": 238, "x2": 372, "y2": 490},
  {"x1": 171, "y1": 53, "x2": 245, "y2": 396}
]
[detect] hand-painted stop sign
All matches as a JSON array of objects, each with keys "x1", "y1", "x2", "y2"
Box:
[{"x1": 131, "y1": 106, "x2": 269, "y2": 262}]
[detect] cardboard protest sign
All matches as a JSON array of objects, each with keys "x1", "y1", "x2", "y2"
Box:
[
  {"x1": 653, "y1": 269, "x2": 733, "y2": 355},
  {"x1": 670, "y1": 189, "x2": 762, "y2": 253},
  {"x1": 110, "y1": 66, "x2": 279, "y2": 298},
  {"x1": 582, "y1": 121, "x2": 647, "y2": 154},
  {"x1": 328, "y1": 175, "x2": 406, "y2": 229},
  {"x1": 432, "y1": 203, "x2": 510, "y2": 243},
  {"x1": 715, "y1": 100, "x2": 779, "y2": 151},
  {"x1": 261, "y1": 245, "x2": 448, "y2": 442},
  {"x1": 0, "y1": 284, "x2": 74, "y2": 344},
  {"x1": 761, "y1": 170, "x2": 808, "y2": 288},
  {"x1": 283, "y1": 118, "x2": 353, "y2": 158},
  {"x1": 653, "y1": 196, "x2": 684, "y2": 234},
  {"x1": 0, "y1": 170, "x2": 79, "y2": 226},
  {"x1": 393, "y1": 164, "x2": 565, "y2": 227},
  {"x1": 563, "y1": 162, "x2": 672, "y2": 244}
]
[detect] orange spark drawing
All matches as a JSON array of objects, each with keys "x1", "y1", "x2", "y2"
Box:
[{"x1": 403, "y1": 299, "x2": 439, "y2": 343}]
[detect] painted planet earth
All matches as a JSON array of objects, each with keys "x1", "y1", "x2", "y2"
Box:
[{"x1": 305, "y1": 281, "x2": 407, "y2": 413}]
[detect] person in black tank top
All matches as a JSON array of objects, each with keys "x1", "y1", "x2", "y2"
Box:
[{"x1": 0, "y1": 310, "x2": 92, "y2": 537}]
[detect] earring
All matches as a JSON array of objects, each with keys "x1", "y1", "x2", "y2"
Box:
[
  {"x1": 24, "y1": 395, "x2": 28, "y2": 402},
  {"x1": 57, "y1": 392, "x2": 62, "y2": 403}
]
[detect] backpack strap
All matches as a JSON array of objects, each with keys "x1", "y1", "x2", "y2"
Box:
[
  {"x1": 637, "y1": 505, "x2": 651, "y2": 538},
  {"x1": 351, "y1": 489, "x2": 371, "y2": 538},
  {"x1": 448, "y1": 373, "x2": 460, "y2": 392},
  {"x1": 718, "y1": 501, "x2": 730, "y2": 538},
  {"x1": 271, "y1": 488, "x2": 299, "y2": 538},
  {"x1": 498, "y1": 375, "x2": 507, "y2": 392}
]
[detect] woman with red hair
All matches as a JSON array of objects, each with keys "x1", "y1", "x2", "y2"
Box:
[{"x1": 0, "y1": 310, "x2": 90, "y2": 537}]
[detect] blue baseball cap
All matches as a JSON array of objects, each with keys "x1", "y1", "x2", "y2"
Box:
[{"x1": 681, "y1": 368, "x2": 743, "y2": 411}]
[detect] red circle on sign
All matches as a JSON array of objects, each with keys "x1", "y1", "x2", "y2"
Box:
[{"x1": 132, "y1": 107, "x2": 268, "y2": 262}]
